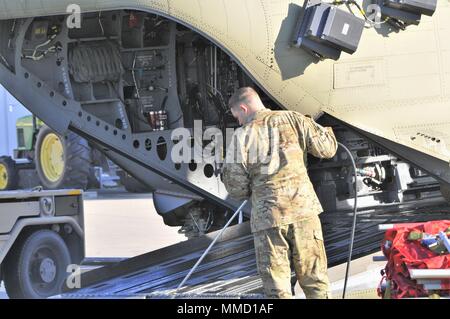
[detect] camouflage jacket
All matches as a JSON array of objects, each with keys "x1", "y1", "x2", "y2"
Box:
[{"x1": 222, "y1": 108, "x2": 337, "y2": 233}]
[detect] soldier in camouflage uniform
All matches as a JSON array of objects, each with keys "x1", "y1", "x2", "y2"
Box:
[{"x1": 222, "y1": 87, "x2": 337, "y2": 299}]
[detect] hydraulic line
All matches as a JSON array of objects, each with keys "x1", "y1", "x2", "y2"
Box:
[
  {"x1": 175, "y1": 200, "x2": 248, "y2": 294},
  {"x1": 337, "y1": 142, "x2": 358, "y2": 299}
]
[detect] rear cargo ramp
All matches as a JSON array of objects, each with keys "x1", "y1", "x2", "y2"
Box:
[{"x1": 62, "y1": 199, "x2": 450, "y2": 298}]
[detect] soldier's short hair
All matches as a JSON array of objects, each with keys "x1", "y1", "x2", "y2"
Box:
[{"x1": 228, "y1": 87, "x2": 260, "y2": 109}]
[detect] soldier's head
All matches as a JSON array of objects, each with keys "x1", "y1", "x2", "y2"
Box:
[{"x1": 228, "y1": 87, "x2": 266, "y2": 125}]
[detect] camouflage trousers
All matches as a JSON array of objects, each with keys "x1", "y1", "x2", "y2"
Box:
[{"x1": 253, "y1": 215, "x2": 331, "y2": 299}]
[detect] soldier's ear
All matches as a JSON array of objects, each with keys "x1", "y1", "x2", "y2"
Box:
[{"x1": 239, "y1": 104, "x2": 248, "y2": 113}]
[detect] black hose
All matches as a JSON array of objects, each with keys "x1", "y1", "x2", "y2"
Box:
[
  {"x1": 161, "y1": 95, "x2": 168, "y2": 111},
  {"x1": 337, "y1": 142, "x2": 358, "y2": 299}
]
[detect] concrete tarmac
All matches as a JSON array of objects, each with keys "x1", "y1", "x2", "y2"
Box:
[{"x1": 82, "y1": 191, "x2": 186, "y2": 258}]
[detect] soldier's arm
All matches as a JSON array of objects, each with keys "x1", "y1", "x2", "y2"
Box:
[
  {"x1": 222, "y1": 131, "x2": 251, "y2": 200},
  {"x1": 298, "y1": 114, "x2": 338, "y2": 159}
]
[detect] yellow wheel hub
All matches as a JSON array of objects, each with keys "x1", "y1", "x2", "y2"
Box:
[
  {"x1": 40, "y1": 133, "x2": 64, "y2": 183},
  {"x1": 0, "y1": 163, "x2": 8, "y2": 190}
]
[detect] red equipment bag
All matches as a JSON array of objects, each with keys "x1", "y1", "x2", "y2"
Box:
[{"x1": 378, "y1": 220, "x2": 450, "y2": 298}]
